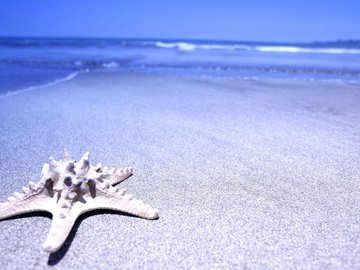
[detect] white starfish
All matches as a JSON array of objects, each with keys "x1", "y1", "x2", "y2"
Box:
[{"x1": 0, "y1": 150, "x2": 159, "y2": 253}]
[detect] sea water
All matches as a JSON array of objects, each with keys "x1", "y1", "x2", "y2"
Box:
[{"x1": 0, "y1": 37, "x2": 360, "y2": 96}]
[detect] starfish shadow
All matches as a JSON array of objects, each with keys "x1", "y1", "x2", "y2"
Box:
[
  {"x1": 3, "y1": 212, "x2": 52, "y2": 220},
  {"x1": 47, "y1": 209, "x2": 142, "y2": 265},
  {"x1": 1, "y1": 210, "x2": 141, "y2": 265}
]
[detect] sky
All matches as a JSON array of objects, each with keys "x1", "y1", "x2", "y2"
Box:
[{"x1": 0, "y1": 0, "x2": 359, "y2": 42}]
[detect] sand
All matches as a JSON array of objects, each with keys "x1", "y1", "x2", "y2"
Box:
[{"x1": 0, "y1": 72, "x2": 359, "y2": 269}]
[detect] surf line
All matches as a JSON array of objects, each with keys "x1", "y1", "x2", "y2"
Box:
[{"x1": 0, "y1": 69, "x2": 89, "y2": 99}]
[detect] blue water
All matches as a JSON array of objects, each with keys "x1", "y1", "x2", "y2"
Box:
[{"x1": 0, "y1": 37, "x2": 360, "y2": 96}]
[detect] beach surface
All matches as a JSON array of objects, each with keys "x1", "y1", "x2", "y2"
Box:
[{"x1": 0, "y1": 72, "x2": 359, "y2": 269}]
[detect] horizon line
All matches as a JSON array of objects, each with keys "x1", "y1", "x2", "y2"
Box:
[{"x1": 0, "y1": 35, "x2": 359, "y2": 45}]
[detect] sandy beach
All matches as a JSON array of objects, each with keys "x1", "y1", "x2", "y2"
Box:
[{"x1": 0, "y1": 72, "x2": 359, "y2": 269}]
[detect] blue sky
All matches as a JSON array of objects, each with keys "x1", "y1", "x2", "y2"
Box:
[{"x1": 0, "y1": 0, "x2": 359, "y2": 42}]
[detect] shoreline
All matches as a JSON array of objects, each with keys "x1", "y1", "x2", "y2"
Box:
[
  {"x1": 0, "y1": 70, "x2": 86, "y2": 99},
  {"x1": 0, "y1": 72, "x2": 359, "y2": 269},
  {"x1": 1, "y1": 68, "x2": 359, "y2": 100}
]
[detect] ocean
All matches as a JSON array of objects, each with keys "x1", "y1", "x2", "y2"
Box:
[{"x1": 1, "y1": 37, "x2": 360, "y2": 97}]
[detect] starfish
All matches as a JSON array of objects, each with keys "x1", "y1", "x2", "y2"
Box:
[{"x1": 0, "y1": 150, "x2": 159, "y2": 253}]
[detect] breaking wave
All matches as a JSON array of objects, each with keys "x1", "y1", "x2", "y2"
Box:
[
  {"x1": 2, "y1": 37, "x2": 359, "y2": 55},
  {"x1": 154, "y1": 41, "x2": 360, "y2": 54}
]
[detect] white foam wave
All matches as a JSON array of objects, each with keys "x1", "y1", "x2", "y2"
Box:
[
  {"x1": 255, "y1": 46, "x2": 360, "y2": 54},
  {"x1": 155, "y1": 41, "x2": 250, "y2": 51},
  {"x1": 102, "y1": 61, "x2": 119, "y2": 68},
  {"x1": 154, "y1": 41, "x2": 360, "y2": 54},
  {"x1": 0, "y1": 71, "x2": 84, "y2": 99},
  {"x1": 155, "y1": 42, "x2": 197, "y2": 51}
]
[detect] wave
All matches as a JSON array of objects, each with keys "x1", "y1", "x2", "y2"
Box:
[
  {"x1": 255, "y1": 46, "x2": 360, "y2": 54},
  {"x1": 1, "y1": 37, "x2": 360, "y2": 54},
  {"x1": 155, "y1": 41, "x2": 251, "y2": 51},
  {"x1": 0, "y1": 59, "x2": 127, "y2": 70},
  {"x1": 154, "y1": 41, "x2": 360, "y2": 54},
  {"x1": 0, "y1": 70, "x2": 84, "y2": 99},
  {"x1": 102, "y1": 61, "x2": 119, "y2": 68}
]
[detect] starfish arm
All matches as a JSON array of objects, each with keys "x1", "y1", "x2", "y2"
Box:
[
  {"x1": 88, "y1": 187, "x2": 159, "y2": 220},
  {"x1": 0, "y1": 192, "x2": 52, "y2": 220},
  {"x1": 42, "y1": 200, "x2": 80, "y2": 253}
]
